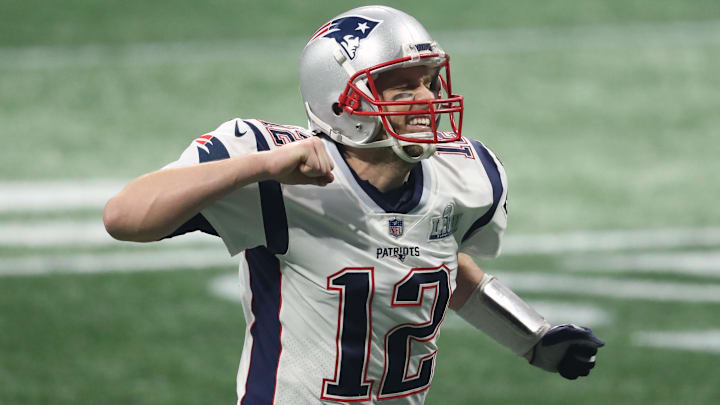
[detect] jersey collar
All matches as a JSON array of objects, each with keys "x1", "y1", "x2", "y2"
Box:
[{"x1": 325, "y1": 139, "x2": 429, "y2": 214}]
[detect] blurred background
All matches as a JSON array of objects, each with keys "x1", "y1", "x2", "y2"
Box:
[{"x1": 1, "y1": 0, "x2": 719, "y2": 403}]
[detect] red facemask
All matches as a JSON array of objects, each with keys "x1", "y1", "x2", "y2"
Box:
[{"x1": 336, "y1": 53, "x2": 463, "y2": 144}]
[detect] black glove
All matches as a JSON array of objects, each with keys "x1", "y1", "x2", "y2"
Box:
[{"x1": 529, "y1": 324, "x2": 605, "y2": 380}]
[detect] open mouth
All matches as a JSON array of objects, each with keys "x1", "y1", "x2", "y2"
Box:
[{"x1": 406, "y1": 115, "x2": 432, "y2": 132}]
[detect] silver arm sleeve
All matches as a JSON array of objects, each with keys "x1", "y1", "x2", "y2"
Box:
[{"x1": 455, "y1": 273, "x2": 551, "y2": 356}]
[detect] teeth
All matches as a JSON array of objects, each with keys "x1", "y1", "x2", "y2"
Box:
[{"x1": 408, "y1": 117, "x2": 431, "y2": 126}]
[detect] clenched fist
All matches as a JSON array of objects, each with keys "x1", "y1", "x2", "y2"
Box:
[
  {"x1": 264, "y1": 136, "x2": 335, "y2": 186},
  {"x1": 529, "y1": 324, "x2": 605, "y2": 380}
]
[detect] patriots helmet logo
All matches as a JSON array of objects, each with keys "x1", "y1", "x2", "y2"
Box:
[{"x1": 309, "y1": 15, "x2": 382, "y2": 60}]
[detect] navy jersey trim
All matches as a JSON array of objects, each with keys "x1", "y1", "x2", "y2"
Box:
[
  {"x1": 336, "y1": 144, "x2": 424, "y2": 214},
  {"x1": 246, "y1": 120, "x2": 289, "y2": 255},
  {"x1": 461, "y1": 140, "x2": 503, "y2": 243},
  {"x1": 198, "y1": 135, "x2": 230, "y2": 162},
  {"x1": 163, "y1": 213, "x2": 218, "y2": 239},
  {"x1": 241, "y1": 247, "x2": 283, "y2": 405}
]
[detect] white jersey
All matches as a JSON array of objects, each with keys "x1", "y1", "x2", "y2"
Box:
[{"x1": 165, "y1": 118, "x2": 508, "y2": 405}]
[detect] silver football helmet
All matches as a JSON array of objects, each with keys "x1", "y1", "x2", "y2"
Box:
[{"x1": 299, "y1": 6, "x2": 464, "y2": 163}]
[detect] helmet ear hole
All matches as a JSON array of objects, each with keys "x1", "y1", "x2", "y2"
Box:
[{"x1": 331, "y1": 102, "x2": 343, "y2": 116}]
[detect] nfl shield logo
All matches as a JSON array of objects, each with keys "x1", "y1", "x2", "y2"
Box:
[{"x1": 388, "y1": 218, "x2": 404, "y2": 238}]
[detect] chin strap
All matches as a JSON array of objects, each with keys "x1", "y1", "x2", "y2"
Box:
[{"x1": 391, "y1": 139, "x2": 436, "y2": 163}]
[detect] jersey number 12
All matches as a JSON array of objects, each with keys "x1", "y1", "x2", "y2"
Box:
[{"x1": 321, "y1": 265, "x2": 451, "y2": 401}]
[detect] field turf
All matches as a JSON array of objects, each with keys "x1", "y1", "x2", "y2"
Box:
[{"x1": 1, "y1": 1, "x2": 719, "y2": 404}]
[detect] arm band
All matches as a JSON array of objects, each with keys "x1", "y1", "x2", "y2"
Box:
[{"x1": 455, "y1": 273, "x2": 551, "y2": 357}]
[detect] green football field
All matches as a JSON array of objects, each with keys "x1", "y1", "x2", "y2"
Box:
[{"x1": 2, "y1": 0, "x2": 720, "y2": 404}]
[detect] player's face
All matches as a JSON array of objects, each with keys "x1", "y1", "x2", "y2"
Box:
[{"x1": 374, "y1": 66, "x2": 439, "y2": 136}]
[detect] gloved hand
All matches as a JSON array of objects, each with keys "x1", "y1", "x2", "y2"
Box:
[{"x1": 529, "y1": 324, "x2": 605, "y2": 380}]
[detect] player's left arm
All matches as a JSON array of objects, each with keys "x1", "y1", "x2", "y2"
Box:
[{"x1": 451, "y1": 252, "x2": 605, "y2": 380}]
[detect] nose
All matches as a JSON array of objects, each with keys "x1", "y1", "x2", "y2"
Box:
[{"x1": 414, "y1": 84, "x2": 436, "y2": 101}]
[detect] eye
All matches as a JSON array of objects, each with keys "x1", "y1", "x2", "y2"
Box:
[{"x1": 391, "y1": 92, "x2": 414, "y2": 101}]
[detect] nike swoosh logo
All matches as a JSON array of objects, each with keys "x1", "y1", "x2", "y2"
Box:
[{"x1": 234, "y1": 121, "x2": 247, "y2": 137}]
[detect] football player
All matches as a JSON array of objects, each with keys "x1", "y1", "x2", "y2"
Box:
[{"x1": 104, "y1": 5, "x2": 604, "y2": 404}]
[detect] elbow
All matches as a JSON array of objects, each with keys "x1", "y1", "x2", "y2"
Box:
[
  {"x1": 103, "y1": 196, "x2": 131, "y2": 241},
  {"x1": 103, "y1": 196, "x2": 156, "y2": 242},
  {"x1": 103, "y1": 196, "x2": 166, "y2": 242}
]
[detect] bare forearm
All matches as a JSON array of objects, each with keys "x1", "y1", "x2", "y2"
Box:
[
  {"x1": 104, "y1": 135, "x2": 334, "y2": 242},
  {"x1": 449, "y1": 252, "x2": 486, "y2": 310},
  {"x1": 103, "y1": 152, "x2": 269, "y2": 242}
]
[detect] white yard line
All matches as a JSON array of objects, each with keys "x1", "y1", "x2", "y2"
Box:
[
  {"x1": 0, "y1": 248, "x2": 232, "y2": 276},
  {"x1": 563, "y1": 251, "x2": 720, "y2": 277},
  {"x1": 0, "y1": 220, "x2": 119, "y2": 246},
  {"x1": 0, "y1": 220, "x2": 220, "y2": 247},
  {"x1": 495, "y1": 271, "x2": 720, "y2": 303},
  {"x1": 633, "y1": 330, "x2": 720, "y2": 354},
  {"x1": 502, "y1": 228, "x2": 720, "y2": 254},
  {"x1": 1, "y1": 20, "x2": 719, "y2": 70},
  {"x1": 525, "y1": 300, "x2": 612, "y2": 326},
  {"x1": 208, "y1": 273, "x2": 242, "y2": 302},
  {"x1": 0, "y1": 180, "x2": 125, "y2": 212}
]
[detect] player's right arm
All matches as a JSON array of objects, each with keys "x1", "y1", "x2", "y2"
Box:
[{"x1": 103, "y1": 134, "x2": 333, "y2": 242}]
